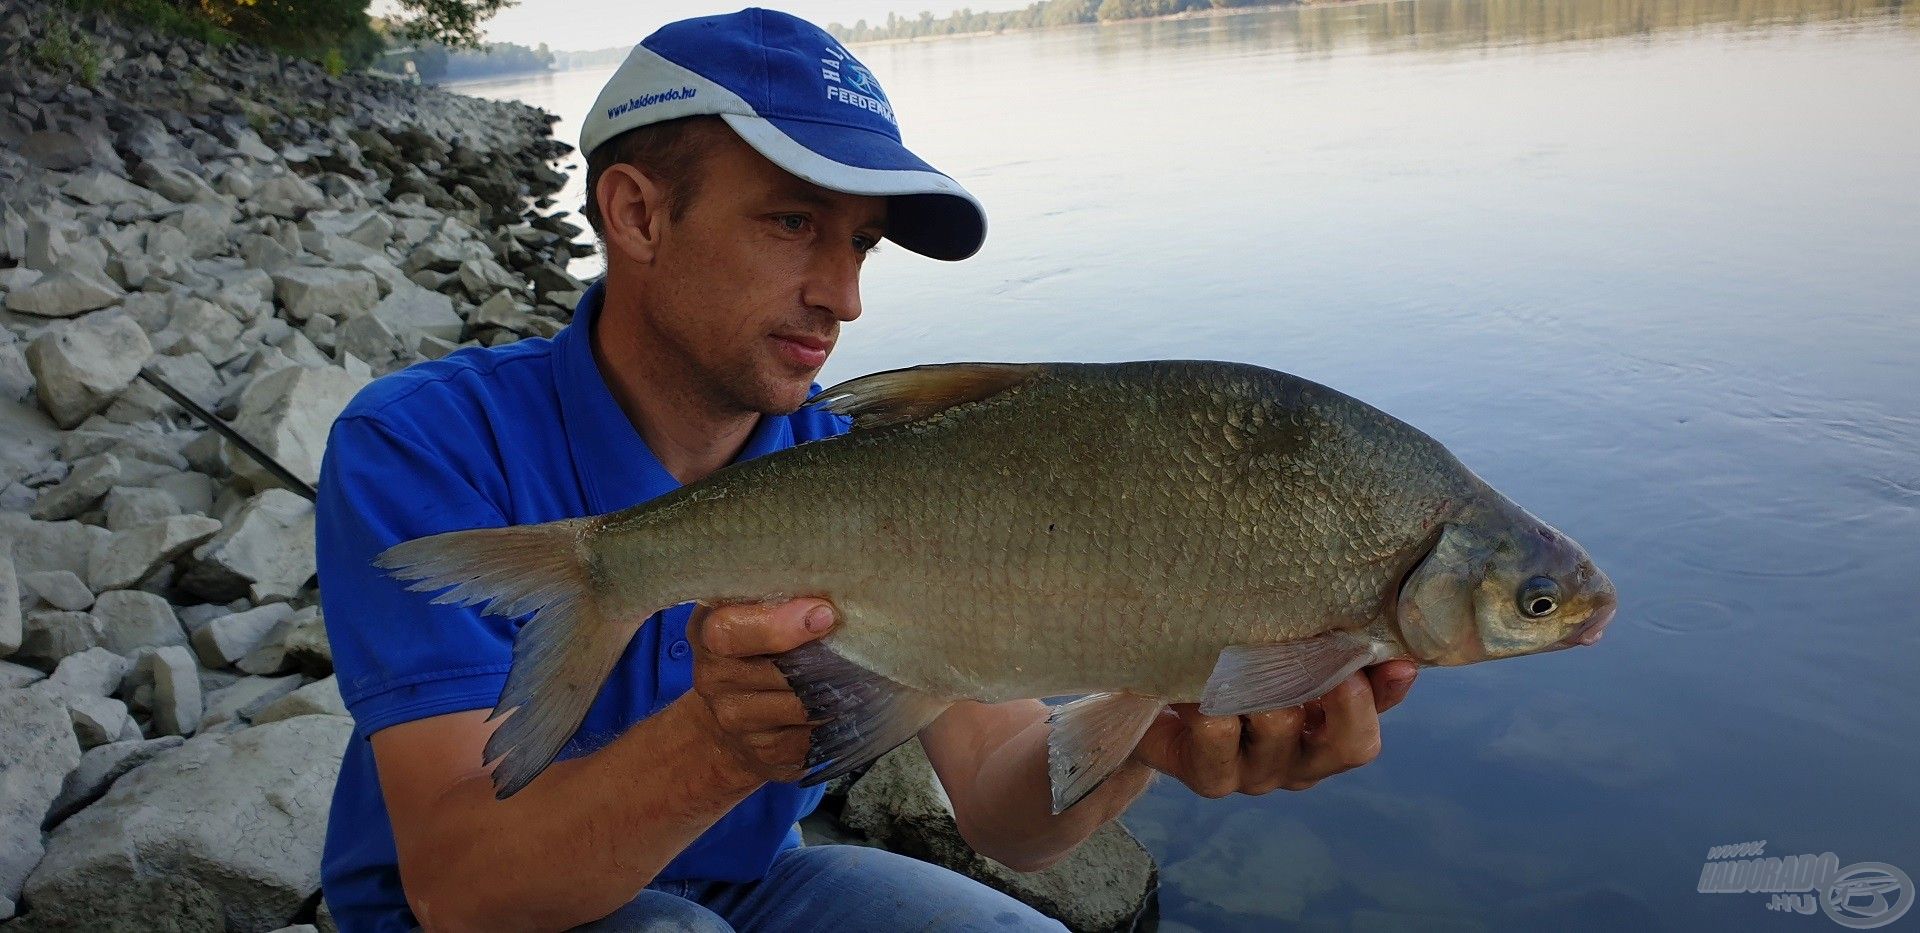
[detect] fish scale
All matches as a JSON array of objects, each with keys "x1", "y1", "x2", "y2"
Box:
[{"x1": 378, "y1": 359, "x2": 1616, "y2": 806}]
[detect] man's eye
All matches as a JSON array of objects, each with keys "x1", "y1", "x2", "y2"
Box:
[
  {"x1": 774, "y1": 214, "x2": 808, "y2": 233},
  {"x1": 853, "y1": 234, "x2": 881, "y2": 254}
]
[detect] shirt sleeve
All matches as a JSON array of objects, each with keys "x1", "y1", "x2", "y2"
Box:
[{"x1": 314, "y1": 413, "x2": 517, "y2": 738}]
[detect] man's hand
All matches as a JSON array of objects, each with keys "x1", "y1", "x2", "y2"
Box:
[
  {"x1": 1130, "y1": 661, "x2": 1418, "y2": 798},
  {"x1": 686, "y1": 599, "x2": 836, "y2": 784}
]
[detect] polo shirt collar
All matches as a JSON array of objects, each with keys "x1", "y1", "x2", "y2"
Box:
[{"x1": 552, "y1": 281, "x2": 795, "y2": 514}]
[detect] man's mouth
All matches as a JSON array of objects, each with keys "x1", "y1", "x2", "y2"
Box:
[{"x1": 771, "y1": 332, "x2": 833, "y2": 369}]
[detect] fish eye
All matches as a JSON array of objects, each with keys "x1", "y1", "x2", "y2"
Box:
[{"x1": 1518, "y1": 576, "x2": 1560, "y2": 618}]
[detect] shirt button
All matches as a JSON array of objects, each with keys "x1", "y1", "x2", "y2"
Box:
[{"x1": 668, "y1": 640, "x2": 691, "y2": 660}]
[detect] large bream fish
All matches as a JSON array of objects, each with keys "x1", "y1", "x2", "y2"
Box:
[{"x1": 378, "y1": 361, "x2": 1618, "y2": 811}]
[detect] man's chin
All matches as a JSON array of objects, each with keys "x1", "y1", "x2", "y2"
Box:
[{"x1": 747, "y1": 373, "x2": 822, "y2": 415}]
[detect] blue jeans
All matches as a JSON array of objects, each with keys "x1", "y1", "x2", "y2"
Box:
[{"x1": 572, "y1": 845, "x2": 1067, "y2": 932}]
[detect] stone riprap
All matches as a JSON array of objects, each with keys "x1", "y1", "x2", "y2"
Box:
[
  {"x1": 0, "y1": 0, "x2": 1157, "y2": 927},
  {"x1": 0, "y1": 0, "x2": 582, "y2": 924}
]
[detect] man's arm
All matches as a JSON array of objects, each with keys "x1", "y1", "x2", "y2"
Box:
[
  {"x1": 922, "y1": 662, "x2": 1419, "y2": 873},
  {"x1": 372, "y1": 599, "x2": 835, "y2": 932}
]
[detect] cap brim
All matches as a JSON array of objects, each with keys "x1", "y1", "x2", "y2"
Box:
[{"x1": 721, "y1": 112, "x2": 986, "y2": 261}]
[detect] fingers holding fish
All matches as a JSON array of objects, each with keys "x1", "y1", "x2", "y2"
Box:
[
  {"x1": 687, "y1": 600, "x2": 837, "y2": 783},
  {"x1": 1237, "y1": 706, "x2": 1308, "y2": 795},
  {"x1": 1296, "y1": 672, "x2": 1385, "y2": 781},
  {"x1": 1367, "y1": 660, "x2": 1419, "y2": 713},
  {"x1": 1180, "y1": 705, "x2": 1246, "y2": 799}
]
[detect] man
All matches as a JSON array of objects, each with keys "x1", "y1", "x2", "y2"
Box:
[{"x1": 316, "y1": 9, "x2": 1418, "y2": 932}]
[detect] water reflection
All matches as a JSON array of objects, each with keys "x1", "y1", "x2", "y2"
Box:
[{"x1": 1062, "y1": 0, "x2": 1917, "y2": 61}]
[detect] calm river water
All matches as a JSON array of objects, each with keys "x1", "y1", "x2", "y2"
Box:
[{"x1": 452, "y1": 0, "x2": 1920, "y2": 928}]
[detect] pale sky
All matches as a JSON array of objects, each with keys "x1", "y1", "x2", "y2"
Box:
[{"x1": 475, "y1": 1, "x2": 1036, "y2": 53}]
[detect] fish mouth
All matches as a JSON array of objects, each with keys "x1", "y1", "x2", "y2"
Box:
[{"x1": 1559, "y1": 601, "x2": 1616, "y2": 648}]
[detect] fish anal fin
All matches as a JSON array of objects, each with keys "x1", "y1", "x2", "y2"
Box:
[
  {"x1": 1046, "y1": 692, "x2": 1164, "y2": 814},
  {"x1": 1199, "y1": 631, "x2": 1383, "y2": 717},
  {"x1": 808, "y1": 363, "x2": 1045, "y2": 430},
  {"x1": 773, "y1": 641, "x2": 950, "y2": 786}
]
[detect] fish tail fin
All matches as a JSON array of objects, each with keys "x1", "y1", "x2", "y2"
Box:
[
  {"x1": 773, "y1": 641, "x2": 950, "y2": 786},
  {"x1": 1047, "y1": 692, "x2": 1164, "y2": 814},
  {"x1": 375, "y1": 519, "x2": 641, "y2": 799}
]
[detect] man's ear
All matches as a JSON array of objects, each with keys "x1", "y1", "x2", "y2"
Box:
[{"x1": 598, "y1": 163, "x2": 668, "y2": 265}]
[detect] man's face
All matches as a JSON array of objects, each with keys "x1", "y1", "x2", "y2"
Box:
[{"x1": 637, "y1": 130, "x2": 886, "y2": 415}]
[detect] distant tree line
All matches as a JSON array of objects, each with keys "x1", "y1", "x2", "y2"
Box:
[
  {"x1": 59, "y1": 0, "x2": 513, "y2": 72},
  {"x1": 382, "y1": 39, "x2": 555, "y2": 83},
  {"x1": 826, "y1": 0, "x2": 1282, "y2": 42}
]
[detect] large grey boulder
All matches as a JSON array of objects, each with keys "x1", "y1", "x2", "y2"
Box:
[
  {"x1": 6, "y1": 520, "x2": 111, "y2": 581},
  {"x1": 87, "y1": 514, "x2": 223, "y2": 592},
  {"x1": 249, "y1": 675, "x2": 344, "y2": 725},
  {"x1": 368, "y1": 283, "x2": 461, "y2": 342},
  {"x1": 841, "y1": 741, "x2": 1158, "y2": 933},
  {"x1": 104, "y1": 350, "x2": 222, "y2": 423},
  {"x1": 183, "y1": 490, "x2": 315, "y2": 603},
  {"x1": 29, "y1": 453, "x2": 121, "y2": 521},
  {"x1": 138, "y1": 645, "x2": 201, "y2": 737},
  {"x1": 21, "y1": 715, "x2": 352, "y2": 932},
  {"x1": 35, "y1": 647, "x2": 132, "y2": 702},
  {"x1": 20, "y1": 570, "x2": 93, "y2": 612},
  {"x1": 24, "y1": 312, "x2": 154, "y2": 428},
  {"x1": 0, "y1": 553, "x2": 19, "y2": 657},
  {"x1": 93, "y1": 589, "x2": 187, "y2": 654},
  {"x1": 190, "y1": 602, "x2": 294, "y2": 668},
  {"x1": 104, "y1": 485, "x2": 182, "y2": 531},
  {"x1": 15, "y1": 610, "x2": 102, "y2": 670},
  {"x1": 335, "y1": 313, "x2": 410, "y2": 374},
  {"x1": 198, "y1": 673, "x2": 302, "y2": 732},
  {"x1": 3, "y1": 263, "x2": 125, "y2": 319},
  {"x1": 271, "y1": 267, "x2": 378, "y2": 323},
  {"x1": 64, "y1": 692, "x2": 131, "y2": 748},
  {"x1": 303, "y1": 209, "x2": 392, "y2": 250},
  {"x1": 156, "y1": 297, "x2": 245, "y2": 364},
  {"x1": 165, "y1": 203, "x2": 233, "y2": 259},
  {"x1": 64, "y1": 169, "x2": 167, "y2": 211},
  {"x1": 0, "y1": 687, "x2": 83, "y2": 915},
  {"x1": 0, "y1": 660, "x2": 45, "y2": 689},
  {"x1": 19, "y1": 130, "x2": 90, "y2": 172},
  {"x1": 277, "y1": 607, "x2": 331, "y2": 677},
  {"x1": 219, "y1": 365, "x2": 367, "y2": 491},
  {"x1": 251, "y1": 173, "x2": 326, "y2": 219},
  {"x1": 44, "y1": 735, "x2": 186, "y2": 827},
  {"x1": 134, "y1": 159, "x2": 220, "y2": 204}
]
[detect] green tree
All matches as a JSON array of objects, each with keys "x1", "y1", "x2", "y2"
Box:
[{"x1": 390, "y1": 0, "x2": 516, "y2": 48}]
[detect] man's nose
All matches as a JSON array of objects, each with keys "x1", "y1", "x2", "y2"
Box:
[{"x1": 802, "y1": 247, "x2": 863, "y2": 323}]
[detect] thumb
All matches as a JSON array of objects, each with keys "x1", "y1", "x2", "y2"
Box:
[
  {"x1": 1129, "y1": 704, "x2": 1189, "y2": 772},
  {"x1": 696, "y1": 598, "x2": 838, "y2": 658}
]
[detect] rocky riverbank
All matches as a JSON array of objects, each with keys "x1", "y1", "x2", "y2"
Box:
[{"x1": 0, "y1": 2, "x2": 1154, "y2": 929}]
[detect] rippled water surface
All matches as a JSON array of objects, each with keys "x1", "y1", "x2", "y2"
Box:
[{"x1": 455, "y1": 0, "x2": 1920, "y2": 927}]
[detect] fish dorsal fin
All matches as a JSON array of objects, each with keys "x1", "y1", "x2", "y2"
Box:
[{"x1": 810, "y1": 363, "x2": 1044, "y2": 430}]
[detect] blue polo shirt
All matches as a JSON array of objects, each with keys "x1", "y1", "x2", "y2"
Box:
[{"x1": 314, "y1": 281, "x2": 846, "y2": 931}]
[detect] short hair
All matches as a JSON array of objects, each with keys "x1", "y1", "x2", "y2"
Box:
[{"x1": 580, "y1": 115, "x2": 730, "y2": 238}]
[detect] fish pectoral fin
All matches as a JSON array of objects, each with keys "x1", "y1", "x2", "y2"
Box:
[
  {"x1": 1046, "y1": 692, "x2": 1164, "y2": 815},
  {"x1": 773, "y1": 641, "x2": 950, "y2": 786},
  {"x1": 1199, "y1": 631, "x2": 1382, "y2": 716},
  {"x1": 807, "y1": 362, "x2": 1045, "y2": 430}
]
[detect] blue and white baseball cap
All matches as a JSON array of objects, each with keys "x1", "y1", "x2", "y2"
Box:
[{"x1": 581, "y1": 8, "x2": 986, "y2": 261}]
